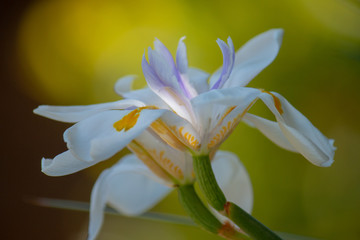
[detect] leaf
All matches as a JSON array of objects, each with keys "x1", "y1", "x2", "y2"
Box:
[{"x1": 26, "y1": 197, "x2": 195, "y2": 226}]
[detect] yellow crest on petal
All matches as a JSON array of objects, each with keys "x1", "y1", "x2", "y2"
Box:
[
  {"x1": 113, "y1": 108, "x2": 141, "y2": 132},
  {"x1": 261, "y1": 90, "x2": 283, "y2": 114},
  {"x1": 114, "y1": 106, "x2": 158, "y2": 132}
]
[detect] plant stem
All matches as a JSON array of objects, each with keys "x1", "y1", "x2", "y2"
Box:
[
  {"x1": 192, "y1": 155, "x2": 283, "y2": 240},
  {"x1": 224, "y1": 202, "x2": 282, "y2": 240},
  {"x1": 193, "y1": 155, "x2": 226, "y2": 211},
  {"x1": 177, "y1": 184, "x2": 222, "y2": 234},
  {"x1": 177, "y1": 184, "x2": 250, "y2": 240}
]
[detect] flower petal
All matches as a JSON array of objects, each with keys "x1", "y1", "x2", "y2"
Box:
[
  {"x1": 142, "y1": 53, "x2": 195, "y2": 122},
  {"x1": 115, "y1": 75, "x2": 169, "y2": 108},
  {"x1": 41, "y1": 150, "x2": 97, "y2": 176},
  {"x1": 223, "y1": 29, "x2": 283, "y2": 88},
  {"x1": 88, "y1": 154, "x2": 171, "y2": 240},
  {"x1": 64, "y1": 109, "x2": 166, "y2": 162},
  {"x1": 187, "y1": 67, "x2": 210, "y2": 94},
  {"x1": 129, "y1": 130, "x2": 192, "y2": 184},
  {"x1": 242, "y1": 113, "x2": 297, "y2": 152},
  {"x1": 258, "y1": 91, "x2": 335, "y2": 167},
  {"x1": 212, "y1": 151, "x2": 253, "y2": 213},
  {"x1": 154, "y1": 111, "x2": 201, "y2": 152},
  {"x1": 34, "y1": 99, "x2": 145, "y2": 123},
  {"x1": 210, "y1": 37, "x2": 235, "y2": 89},
  {"x1": 114, "y1": 75, "x2": 137, "y2": 96},
  {"x1": 176, "y1": 37, "x2": 188, "y2": 74},
  {"x1": 191, "y1": 87, "x2": 261, "y2": 138}
]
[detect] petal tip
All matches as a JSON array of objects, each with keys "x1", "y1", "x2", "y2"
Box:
[
  {"x1": 320, "y1": 158, "x2": 334, "y2": 167},
  {"x1": 271, "y1": 28, "x2": 284, "y2": 44}
]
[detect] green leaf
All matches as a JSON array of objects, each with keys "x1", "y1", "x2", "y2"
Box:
[{"x1": 27, "y1": 197, "x2": 195, "y2": 226}]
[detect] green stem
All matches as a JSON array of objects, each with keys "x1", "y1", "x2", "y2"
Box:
[
  {"x1": 224, "y1": 202, "x2": 282, "y2": 240},
  {"x1": 177, "y1": 184, "x2": 250, "y2": 240},
  {"x1": 193, "y1": 155, "x2": 226, "y2": 211},
  {"x1": 192, "y1": 155, "x2": 283, "y2": 240},
  {"x1": 177, "y1": 184, "x2": 222, "y2": 234}
]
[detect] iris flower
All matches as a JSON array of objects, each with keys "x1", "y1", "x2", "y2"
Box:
[{"x1": 34, "y1": 29, "x2": 335, "y2": 239}]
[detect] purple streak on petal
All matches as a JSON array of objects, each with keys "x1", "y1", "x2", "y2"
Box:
[
  {"x1": 153, "y1": 38, "x2": 193, "y2": 99},
  {"x1": 211, "y1": 37, "x2": 235, "y2": 90},
  {"x1": 176, "y1": 37, "x2": 188, "y2": 74},
  {"x1": 141, "y1": 53, "x2": 166, "y2": 90}
]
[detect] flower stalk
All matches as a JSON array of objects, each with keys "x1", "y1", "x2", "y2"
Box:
[
  {"x1": 177, "y1": 184, "x2": 250, "y2": 240},
  {"x1": 223, "y1": 202, "x2": 282, "y2": 240},
  {"x1": 192, "y1": 155, "x2": 282, "y2": 240},
  {"x1": 193, "y1": 155, "x2": 226, "y2": 211}
]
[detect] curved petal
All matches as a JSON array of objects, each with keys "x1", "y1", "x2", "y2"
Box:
[
  {"x1": 154, "y1": 111, "x2": 201, "y2": 152},
  {"x1": 210, "y1": 37, "x2": 235, "y2": 89},
  {"x1": 222, "y1": 29, "x2": 284, "y2": 88},
  {"x1": 142, "y1": 54, "x2": 195, "y2": 123},
  {"x1": 176, "y1": 37, "x2": 188, "y2": 74},
  {"x1": 130, "y1": 130, "x2": 190, "y2": 183},
  {"x1": 243, "y1": 113, "x2": 297, "y2": 152},
  {"x1": 258, "y1": 91, "x2": 336, "y2": 167},
  {"x1": 212, "y1": 151, "x2": 253, "y2": 213},
  {"x1": 34, "y1": 99, "x2": 145, "y2": 123},
  {"x1": 114, "y1": 75, "x2": 137, "y2": 96},
  {"x1": 64, "y1": 109, "x2": 166, "y2": 162},
  {"x1": 88, "y1": 154, "x2": 172, "y2": 240},
  {"x1": 187, "y1": 67, "x2": 210, "y2": 94},
  {"x1": 41, "y1": 150, "x2": 98, "y2": 176},
  {"x1": 191, "y1": 87, "x2": 261, "y2": 138}
]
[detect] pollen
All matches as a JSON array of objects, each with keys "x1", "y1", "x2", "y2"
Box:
[{"x1": 261, "y1": 90, "x2": 283, "y2": 114}]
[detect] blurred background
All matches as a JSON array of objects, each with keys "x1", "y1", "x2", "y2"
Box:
[{"x1": 1, "y1": 0, "x2": 360, "y2": 239}]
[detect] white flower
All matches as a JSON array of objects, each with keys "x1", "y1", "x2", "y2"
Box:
[
  {"x1": 36, "y1": 29, "x2": 334, "y2": 176},
  {"x1": 34, "y1": 28, "x2": 336, "y2": 239}
]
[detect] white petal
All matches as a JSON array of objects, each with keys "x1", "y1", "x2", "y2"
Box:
[
  {"x1": 114, "y1": 75, "x2": 137, "y2": 96},
  {"x1": 34, "y1": 99, "x2": 145, "y2": 123},
  {"x1": 132, "y1": 130, "x2": 192, "y2": 183},
  {"x1": 243, "y1": 113, "x2": 297, "y2": 152},
  {"x1": 41, "y1": 150, "x2": 97, "y2": 176},
  {"x1": 191, "y1": 87, "x2": 261, "y2": 137},
  {"x1": 124, "y1": 88, "x2": 170, "y2": 109},
  {"x1": 187, "y1": 67, "x2": 210, "y2": 94},
  {"x1": 223, "y1": 29, "x2": 283, "y2": 88},
  {"x1": 258, "y1": 91, "x2": 336, "y2": 167},
  {"x1": 156, "y1": 111, "x2": 201, "y2": 151},
  {"x1": 65, "y1": 109, "x2": 166, "y2": 162},
  {"x1": 212, "y1": 151, "x2": 253, "y2": 213},
  {"x1": 88, "y1": 154, "x2": 171, "y2": 240}
]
